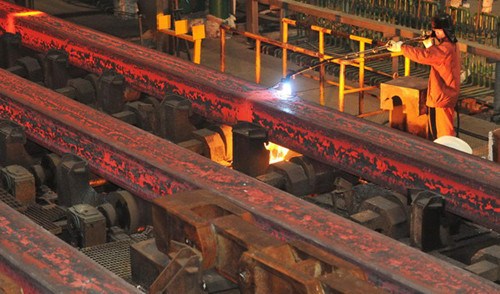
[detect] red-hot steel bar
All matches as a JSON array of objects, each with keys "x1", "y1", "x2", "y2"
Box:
[
  {"x1": 0, "y1": 67, "x2": 499, "y2": 292},
  {"x1": 0, "y1": 3, "x2": 498, "y2": 230},
  {"x1": 0, "y1": 200, "x2": 140, "y2": 293}
]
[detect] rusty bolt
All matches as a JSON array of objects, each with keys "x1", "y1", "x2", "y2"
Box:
[{"x1": 239, "y1": 270, "x2": 250, "y2": 284}]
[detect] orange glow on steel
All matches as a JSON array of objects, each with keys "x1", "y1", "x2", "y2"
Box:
[
  {"x1": 7, "y1": 11, "x2": 43, "y2": 33},
  {"x1": 89, "y1": 178, "x2": 107, "y2": 187},
  {"x1": 265, "y1": 142, "x2": 290, "y2": 164}
]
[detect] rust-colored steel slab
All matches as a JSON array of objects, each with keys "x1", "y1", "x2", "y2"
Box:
[
  {"x1": 0, "y1": 69, "x2": 499, "y2": 293},
  {"x1": 0, "y1": 201, "x2": 140, "y2": 293},
  {"x1": 0, "y1": 2, "x2": 498, "y2": 231}
]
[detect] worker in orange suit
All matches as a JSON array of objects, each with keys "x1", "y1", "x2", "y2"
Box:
[{"x1": 387, "y1": 13, "x2": 461, "y2": 140}]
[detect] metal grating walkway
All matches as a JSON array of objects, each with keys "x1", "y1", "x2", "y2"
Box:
[{"x1": 81, "y1": 239, "x2": 134, "y2": 283}]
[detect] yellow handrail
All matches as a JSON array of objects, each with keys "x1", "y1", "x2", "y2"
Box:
[
  {"x1": 157, "y1": 13, "x2": 205, "y2": 64},
  {"x1": 220, "y1": 20, "x2": 408, "y2": 113}
]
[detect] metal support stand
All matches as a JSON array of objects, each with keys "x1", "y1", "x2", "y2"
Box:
[
  {"x1": 96, "y1": 70, "x2": 126, "y2": 114},
  {"x1": 56, "y1": 154, "x2": 98, "y2": 207},
  {"x1": 0, "y1": 33, "x2": 21, "y2": 69},
  {"x1": 160, "y1": 95, "x2": 195, "y2": 143},
  {"x1": 43, "y1": 50, "x2": 69, "y2": 89},
  {"x1": 173, "y1": 9, "x2": 192, "y2": 61},
  {"x1": 410, "y1": 191, "x2": 444, "y2": 252},
  {"x1": 232, "y1": 122, "x2": 269, "y2": 177},
  {"x1": 0, "y1": 120, "x2": 33, "y2": 167}
]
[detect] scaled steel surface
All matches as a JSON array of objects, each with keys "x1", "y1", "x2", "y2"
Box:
[
  {"x1": 0, "y1": 2, "x2": 497, "y2": 231},
  {"x1": 0, "y1": 68, "x2": 499, "y2": 292},
  {"x1": 0, "y1": 201, "x2": 140, "y2": 293}
]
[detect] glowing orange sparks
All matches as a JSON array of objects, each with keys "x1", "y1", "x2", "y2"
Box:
[
  {"x1": 265, "y1": 142, "x2": 290, "y2": 164},
  {"x1": 89, "y1": 178, "x2": 107, "y2": 187},
  {"x1": 7, "y1": 11, "x2": 43, "y2": 33}
]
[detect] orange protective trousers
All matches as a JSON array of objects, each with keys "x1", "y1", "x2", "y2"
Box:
[{"x1": 428, "y1": 107, "x2": 455, "y2": 139}]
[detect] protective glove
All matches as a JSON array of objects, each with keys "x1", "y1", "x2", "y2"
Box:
[
  {"x1": 422, "y1": 37, "x2": 434, "y2": 48},
  {"x1": 386, "y1": 40, "x2": 403, "y2": 52}
]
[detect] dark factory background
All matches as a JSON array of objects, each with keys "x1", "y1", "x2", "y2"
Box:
[{"x1": 0, "y1": 0, "x2": 498, "y2": 293}]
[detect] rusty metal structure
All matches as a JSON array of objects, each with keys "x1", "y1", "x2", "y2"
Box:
[
  {"x1": 0, "y1": 200, "x2": 141, "y2": 293},
  {"x1": 0, "y1": 1, "x2": 499, "y2": 292},
  {"x1": 0, "y1": 2, "x2": 497, "y2": 229},
  {"x1": 0, "y1": 66, "x2": 499, "y2": 292}
]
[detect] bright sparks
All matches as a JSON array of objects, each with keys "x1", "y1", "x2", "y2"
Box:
[
  {"x1": 272, "y1": 78, "x2": 293, "y2": 99},
  {"x1": 279, "y1": 80, "x2": 292, "y2": 97}
]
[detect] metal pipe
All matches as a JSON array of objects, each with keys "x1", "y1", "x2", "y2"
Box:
[
  {"x1": 0, "y1": 2, "x2": 498, "y2": 231},
  {"x1": 220, "y1": 27, "x2": 225, "y2": 72},
  {"x1": 358, "y1": 40, "x2": 365, "y2": 114},
  {"x1": 339, "y1": 62, "x2": 346, "y2": 111},
  {"x1": 318, "y1": 29, "x2": 325, "y2": 105},
  {"x1": 138, "y1": 13, "x2": 143, "y2": 46},
  {"x1": 0, "y1": 200, "x2": 140, "y2": 293},
  {"x1": 255, "y1": 39, "x2": 260, "y2": 83},
  {"x1": 0, "y1": 68, "x2": 498, "y2": 293},
  {"x1": 282, "y1": 20, "x2": 288, "y2": 78},
  {"x1": 493, "y1": 61, "x2": 500, "y2": 122}
]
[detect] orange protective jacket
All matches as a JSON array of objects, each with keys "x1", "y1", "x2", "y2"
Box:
[{"x1": 401, "y1": 41, "x2": 461, "y2": 108}]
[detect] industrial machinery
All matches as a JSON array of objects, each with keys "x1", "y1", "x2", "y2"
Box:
[{"x1": 0, "y1": 1, "x2": 498, "y2": 293}]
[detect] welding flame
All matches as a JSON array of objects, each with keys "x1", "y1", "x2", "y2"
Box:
[{"x1": 265, "y1": 142, "x2": 290, "y2": 164}]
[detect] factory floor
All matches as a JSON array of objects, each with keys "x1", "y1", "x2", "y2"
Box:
[
  {"x1": 199, "y1": 34, "x2": 498, "y2": 155},
  {"x1": 32, "y1": 0, "x2": 499, "y2": 157}
]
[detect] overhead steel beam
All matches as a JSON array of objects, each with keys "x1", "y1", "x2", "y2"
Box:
[
  {"x1": 0, "y1": 2, "x2": 498, "y2": 232},
  {"x1": 0, "y1": 68, "x2": 499, "y2": 294},
  {"x1": 0, "y1": 200, "x2": 140, "y2": 293}
]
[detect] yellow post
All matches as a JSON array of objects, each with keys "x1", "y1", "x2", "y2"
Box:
[
  {"x1": 281, "y1": 18, "x2": 298, "y2": 79},
  {"x1": 282, "y1": 21, "x2": 288, "y2": 78},
  {"x1": 318, "y1": 30, "x2": 325, "y2": 106},
  {"x1": 405, "y1": 56, "x2": 410, "y2": 76},
  {"x1": 339, "y1": 62, "x2": 346, "y2": 112},
  {"x1": 349, "y1": 35, "x2": 371, "y2": 114},
  {"x1": 256, "y1": 39, "x2": 261, "y2": 84},
  {"x1": 220, "y1": 28, "x2": 226, "y2": 72},
  {"x1": 358, "y1": 40, "x2": 365, "y2": 114},
  {"x1": 193, "y1": 40, "x2": 201, "y2": 64},
  {"x1": 192, "y1": 25, "x2": 205, "y2": 65},
  {"x1": 311, "y1": 25, "x2": 331, "y2": 106}
]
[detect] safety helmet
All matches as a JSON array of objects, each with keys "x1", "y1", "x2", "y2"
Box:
[
  {"x1": 431, "y1": 13, "x2": 457, "y2": 43},
  {"x1": 433, "y1": 136, "x2": 472, "y2": 154}
]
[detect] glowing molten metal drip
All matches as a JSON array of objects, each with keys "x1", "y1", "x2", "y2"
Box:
[
  {"x1": 265, "y1": 142, "x2": 290, "y2": 164},
  {"x1": 89, "y1": 178, "x2": 107, "y2": 187}
]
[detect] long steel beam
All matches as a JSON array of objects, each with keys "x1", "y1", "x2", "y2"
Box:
[
  {"x1": 0, "y1": 68, "x2": 499, "y2": 293},
  {"x1": 0, "y1": 200, "x2": 140, "y2": 293},
  {"x1": 0, "y1": 2, "x2": 498, "y2": 232}
]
